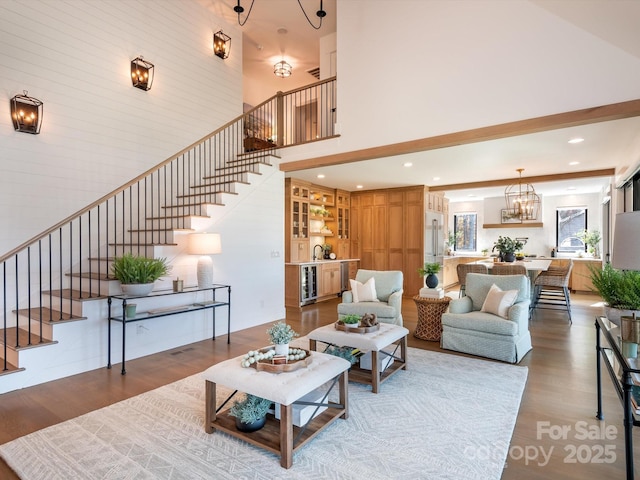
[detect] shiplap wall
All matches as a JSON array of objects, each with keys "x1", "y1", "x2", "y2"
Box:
[
  {"x1": 0, "y1": 0, "x2": 286, "y2": 391},
  {"x1": 0, "y1": 0, "x2": 242, "y2": 254}
]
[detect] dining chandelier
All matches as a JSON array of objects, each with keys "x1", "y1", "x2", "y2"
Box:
[
  {"x1": 504, "y1": 168, "x2": 541, "y2": 221},
  {"x1": 233, "y1": 0, "x2": 327, "y2": 29}
]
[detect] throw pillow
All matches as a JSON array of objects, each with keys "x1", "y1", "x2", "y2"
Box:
[
  {"x1": 481, "y1": 283, "x2": 518, "y2": 319},
  {"x1": 349, "y1": 277, "x2": 379, "y2": 303}
]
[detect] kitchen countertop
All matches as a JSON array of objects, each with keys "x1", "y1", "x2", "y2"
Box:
[{"x1": 285, "y1": 258, "x2": 360, "y2": 266}]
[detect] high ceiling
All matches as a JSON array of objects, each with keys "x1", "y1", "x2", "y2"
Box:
[{"x1": 207, "y1": 0, "x2": 640, "y2": 202}]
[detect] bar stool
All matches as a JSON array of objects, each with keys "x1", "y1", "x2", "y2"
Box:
[
  {"x1": 456, "y1": 263, "x2": 488, "y2": 297},
  {"x1": 532, "y1": 260, "x2": 573, "y2": 323}
]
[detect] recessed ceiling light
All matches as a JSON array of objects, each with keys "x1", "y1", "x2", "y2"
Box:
[
  {"x1": 403, "y1": 162, "x2": 413, "y2": 167},
  {"x1": 356, "y1": 185, "x2": 363, "y2": 189},
  {"x1": 568, "y1": 138, "x2": 584, "y2": 144},
  {"x1": 317, "y1": 174, "x2": 325, "y2": 179},
  {"x1": 569, "y1": 161, "x2": 580, "y2": 166},
  {"x1": 567, "y1": 187, "x2": 577, "y2": 191},
  {"x1": 432, "y1": 177, "x2": 440, "y2": 181},
  {"x1": 467, "y1": 194, "x2": 476, "y2": 197}
]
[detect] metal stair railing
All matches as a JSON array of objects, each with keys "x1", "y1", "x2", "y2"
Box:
[{"x1": 0, "y1": 77, "x2": 337, "y2": 372}]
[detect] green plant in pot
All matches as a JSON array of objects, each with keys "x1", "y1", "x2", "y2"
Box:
[
  {"x1": 266, "y1": 321, "x2": 298, "y2": 355},
  {"x1": 589, "y1": 263, "x2": 640, "y2": 325},
  {"x1": 229, "y1": 394, "x2": 273, "y2": 432},
  {"x1": 577, "y1": 229, "x2": 602, "y2": 258},
  {"x1": 492, "y1": 236, "x2": 524, "y2": 263},
  {"x1": 419, "y1": 262, "x2": 441, "y2": 288},
  {"x1": 339, "y1": 314, "x2": 361, "y2": 328},
  {"x1": 111, "y1": 253, "x2": 171, "y2": 296}
]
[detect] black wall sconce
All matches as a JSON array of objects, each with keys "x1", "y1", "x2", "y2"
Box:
[
  {"x1": 131, "y1": 56, "x2": 154, "y2": 91},
  {"x1": 213, "y1": 31, "x2": 231, "y2": 59},
  {"x1": 11, "y1": 91, "x2": 43, "y2": 134}
]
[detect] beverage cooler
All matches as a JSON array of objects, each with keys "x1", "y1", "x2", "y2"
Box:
[{"x1": 300, "y1": 264, "x2": 318, "y2": 305}]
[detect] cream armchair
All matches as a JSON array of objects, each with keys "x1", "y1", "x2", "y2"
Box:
[
  {"x1": 441, "y1": 273, "x2": 532, "y2": 363},
  {"x1": 337, "y1": 269, "x2": 404, "y2": 326}
]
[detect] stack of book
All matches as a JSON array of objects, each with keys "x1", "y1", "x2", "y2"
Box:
[{"x1": 419, "y1": 287, "x2": 444, "y2": 299}]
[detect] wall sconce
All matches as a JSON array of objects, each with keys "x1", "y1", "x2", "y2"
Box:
[
  {"x1": 188, "y1": 233, "x2": 222, "y2": 289},
  {"x1": 213, "y1": 30, "x2": 231, "y2": 59},
  {"x1": 11, "y1": 91, "x2": 43, "y2": 134},
  {"x1": 131, "y1": 56, "x2": 154, "y2": 91}
]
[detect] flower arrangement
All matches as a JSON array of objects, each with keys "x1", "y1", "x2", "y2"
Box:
[
  {"x1": 577, "y1": 229, "x2": 602, "y2": 256},
  {"x1": 492, "y1": 236, "x2": 524, "y2": 255},
  {"x1": 340, "y1": 314, "x2": 361, "y2": 325},
  {"x1": 266, "y1": 321, "x2": 298, "y2": 345}
]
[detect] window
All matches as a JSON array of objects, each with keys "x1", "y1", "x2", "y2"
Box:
[
  {"x1": 453, "y1": 213, "x2": 477, "y2": 251},
  {"x1": 556, "y1": 207, "x2": 587, "y2": 252}
]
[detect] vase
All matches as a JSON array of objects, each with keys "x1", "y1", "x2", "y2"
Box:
[
  {"x1": 121, "y1": 283, "x2": 154, "y2": 296},
  {"x1": 274, "y1": 343, "x2": 289, "y2": 355},
  {"x1": 425, "y1": 274, "x2": 439, "y2": 288},
  {"x1": 503, "y1": 253, "x2": 516, "y2": 263},
  {"x1": 235, "y1": 415, "x2": 266, "y2": 433},
  {"x1": 604, "y1": 306, "x2": 640, "y2": 327}
]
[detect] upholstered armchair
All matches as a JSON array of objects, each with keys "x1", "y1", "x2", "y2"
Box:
[
  {"x1": 441, "y1": 273, "x2": 532, "y2": 364},
  {"x1": 337, "y1": 269, "x2": 404, "y2": 326}
]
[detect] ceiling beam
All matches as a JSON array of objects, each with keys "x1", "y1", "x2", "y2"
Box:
[
  {"x1": 279, "y1": 98, "x2": 640, "y2": 172},
  {"x1": 428, "y1": 168, "x2": 615, "y2": 192}
]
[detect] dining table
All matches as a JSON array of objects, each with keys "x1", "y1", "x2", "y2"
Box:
[{"x1": 469, "y1": 258, "x2": 552, "y2": 297}]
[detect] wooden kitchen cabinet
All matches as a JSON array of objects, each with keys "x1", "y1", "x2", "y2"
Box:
[
  {"x1": 285, "y1": 178, "x2": 311, "y2": 262},
  {"x1": 571, "y1": 258, "x2": 602, "y2": 293},
  {"x1": 319, "y1": 262, "x2": 341, "y2": 298}
]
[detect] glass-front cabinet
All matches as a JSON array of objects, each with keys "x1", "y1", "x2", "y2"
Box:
[
  {"x1": 285, "y1": 178, "x2": 311, "y2": 262},
  {"x1": 336, "y1": 189, "x2": 350, "y2": 259}
]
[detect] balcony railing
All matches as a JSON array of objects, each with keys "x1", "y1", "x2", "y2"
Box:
[{"x1": 0, "y1": 77, "x2": 337, "y2": 372}]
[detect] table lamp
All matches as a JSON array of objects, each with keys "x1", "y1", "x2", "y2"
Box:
[
  {"x1": 611, "y1": 211, "x2": 640, "y2": 355},
  {"x1": 188, "y1": 233, "x2": 222, "y2": 289},
  {"x1": 612, "y1": 211, "x2": 640, "y2": 271}
]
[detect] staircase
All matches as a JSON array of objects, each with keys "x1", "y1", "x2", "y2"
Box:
[{"x1": 0, "y1": 76, "x2": 338, "y2": 393}]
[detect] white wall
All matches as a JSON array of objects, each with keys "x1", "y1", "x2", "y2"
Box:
[
  {"x1": 277, "y1": 0, "x2": 640, "y2": 164},
  {"x1": 449, "y1": 192, "x2": 603, "y2": 256},
  {"x1": 0, "y1": 0, "x2": 242, "y2": 254}
]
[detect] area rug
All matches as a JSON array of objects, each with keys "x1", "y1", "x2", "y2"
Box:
[{"x1": 0, "y1": 348, "x2": 527, "y2": 480}]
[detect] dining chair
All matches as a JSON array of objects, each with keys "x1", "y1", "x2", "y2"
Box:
[
  {"x1": 531, "y1": 259, "x2": 573, "y2": 323},
  {"x1": 492, "y1": 264, "x2": 527, "y2": 276},
  {"x1": 456, "y1": 263, "x2": 489, "y2": 297}
]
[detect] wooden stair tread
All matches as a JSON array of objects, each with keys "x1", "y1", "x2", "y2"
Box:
[
  {"x1": 0, "y1": 362, "x2": 24, "y2": 375},
  {"x1": 43, "y1": 289, "x2": 106, "y2": 301},
  {"x1": 191, "y1": 181, "x2": 249, "y2": 189},
  {"x1": 0, "y1": 327, "x2": 57, "y2": 350},
  {"x1": 177, "y1": 191, "x2": 238, "y2": 199},
  {"x1": 127, "y1": 228, "x2": 194, "y2": 233},
  {"x1": 14, "y1": 307, "x2": 86, "y2": 323},
  {"x1": 146, "y1": 214, "x2": 210, "y2": 220},
  {"x1": 66, "y1": 272, "x2": 115, "y2": 280},
  {"x1": 107, "y1": 242, "x2": 178, "y2": 247},
  {"x1": 203, "y1": 169, "x2": 258, "y2": 179},
  {"x1": 161, "y1": 202, "x2": 224, "y2": 209}
]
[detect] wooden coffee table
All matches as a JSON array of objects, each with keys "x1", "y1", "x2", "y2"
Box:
[
  {"x1": 308, "y1": 323, "x2": 409, "y2": 393},
  {"x1": 202, "y1": 350, "x2": 350, "y2": 468}
]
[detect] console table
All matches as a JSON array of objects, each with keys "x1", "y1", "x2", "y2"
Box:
[
  {"x1": 107, "y1": 284, "x2": 231, "y2": 374},
  {"x1": 595, "y1": 315, "x2": 639, "y2": 480}
]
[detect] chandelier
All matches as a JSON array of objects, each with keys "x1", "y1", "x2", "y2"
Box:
[
  {"x1": 274, "y1": 60, "x2": 292, "y2": 78},
  {"x1": 234, "y1": 0, "x2": 327, "y2": 29},
  {"x1": 504, "y1": 169, "x2": 541, "y2": 221}
]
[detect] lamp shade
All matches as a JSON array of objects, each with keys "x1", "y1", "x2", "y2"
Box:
[
  {"x1": 612, "y1": 211, "x2": 640, "y2": 270},
  {"x1": 188, "y1": 233, "x2": 222, "y2": 255}
]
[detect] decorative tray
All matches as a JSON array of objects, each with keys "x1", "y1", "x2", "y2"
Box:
[
  {"x1": 334, "y1": 322, "x2": 380, "y2": 334},
  {"x1": 241, "y1": 346, "x2": 312, "y2": 373}
]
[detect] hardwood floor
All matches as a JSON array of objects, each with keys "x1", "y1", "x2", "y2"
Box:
[{"x1": 0, "y1": 292, "x2": 635, "y2": 479}]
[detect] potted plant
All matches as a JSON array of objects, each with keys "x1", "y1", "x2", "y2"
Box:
[
  {"x1": 492, "y1": 236, "x2": 524, "y2": 263},
  {"x1": 418, "y1": 262, "x2": 441, "y2": 288},
  {"x1": 111, "y1": 253, "x2": 171, "y2": 296},
  {"x1": 229, "y1": 394, "x2": 273, "y2": 432},
  {"x1": 266, "y1": 321, "x2": 298, "y2": 355},
  {"x1": 577, "y1": 229, "x2": 602, "y2": 258},
  {"x1": 339, "y1": 314, "x2": 361, "y2": 328},
  {"x1": 589, "y1": 263, "x2": 640, "y2": 325}
]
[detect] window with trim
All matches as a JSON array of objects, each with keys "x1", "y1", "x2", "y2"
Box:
[
  {"x1": 556, "y1": 207, "x2": 587, "y2": 252},
  {"x1": 453, "y1": 213, "x2": 477, "y2": 251}
]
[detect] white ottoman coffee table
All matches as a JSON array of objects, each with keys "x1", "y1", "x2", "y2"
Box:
[
  {"x1": 202, "y1": 350, "x2": 350, "y2": 469},
  {"x1": 308, "y1": 323, "x2": 409, "y2": 393}
]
